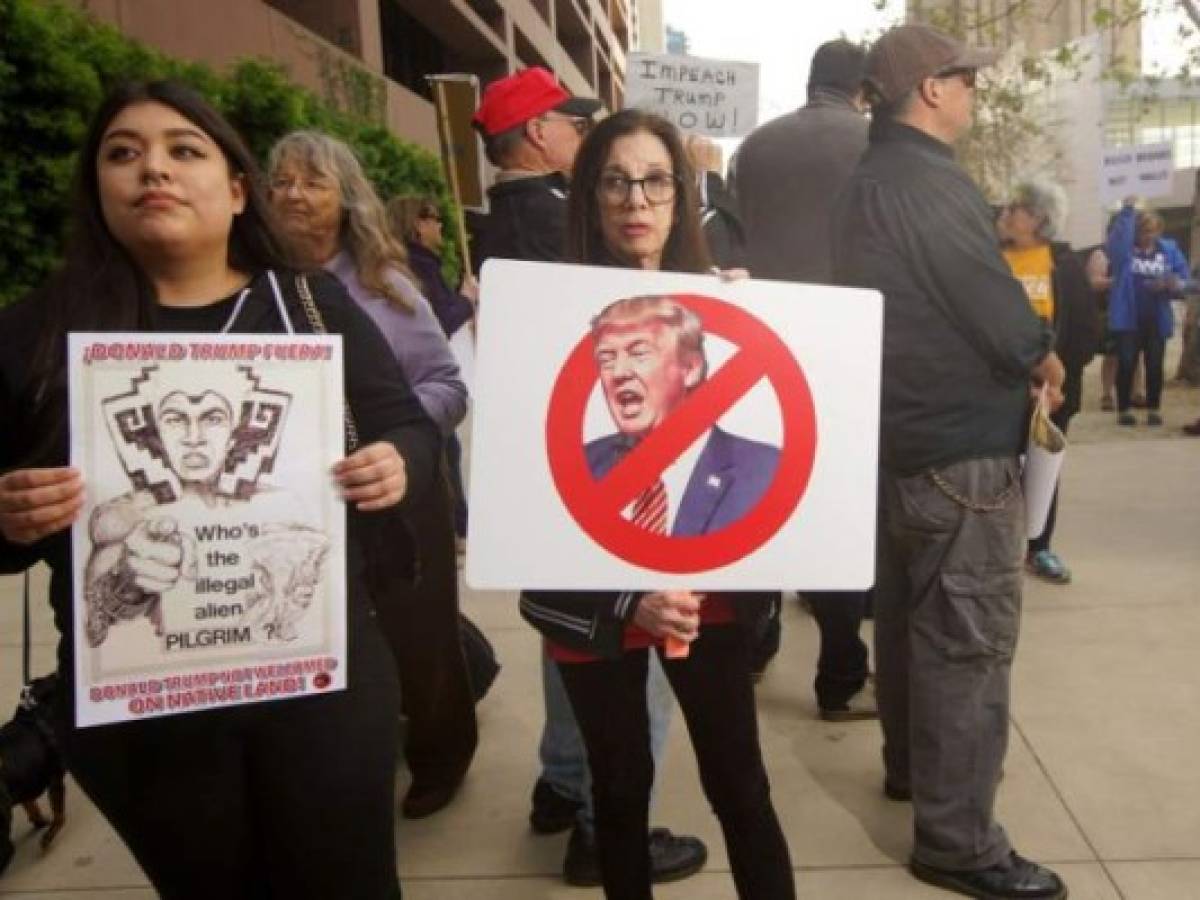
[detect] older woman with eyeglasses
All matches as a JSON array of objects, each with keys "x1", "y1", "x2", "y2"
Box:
[
  {"x1": 997, "y1": 178, "x2": 1099, "y2": 584},
  {"x1": 267, "y1": 132, "x2": 478, "y2": 819},
  {"x1": 520, "y1": 109, "x2": 794, "y2": 900}
]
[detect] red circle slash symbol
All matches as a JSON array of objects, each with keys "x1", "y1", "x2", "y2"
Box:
[{"x1": 545, "y1": 293, "x2": 817, "y2": 573}]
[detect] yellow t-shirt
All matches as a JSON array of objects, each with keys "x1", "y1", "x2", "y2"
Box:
[{"x1": 1003, "y1": 244, "x2": 1055, "y2": 323}]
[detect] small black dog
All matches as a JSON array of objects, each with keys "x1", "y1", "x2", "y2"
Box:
[{"x1": 0, "y1": 674, "x2": 66, "y2": 875}]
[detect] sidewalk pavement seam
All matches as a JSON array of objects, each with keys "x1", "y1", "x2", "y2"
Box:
[{"x1": 1009, "y1": 715, "x2": 1127, "y2": 900}]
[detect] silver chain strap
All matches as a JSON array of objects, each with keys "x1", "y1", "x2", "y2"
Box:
[
  {"x1": 926, "y1": 466, "x2": 1018, "y2": 513},
  {"x1": 295, "y1": 274, "x2": 361, "y2": 452}
]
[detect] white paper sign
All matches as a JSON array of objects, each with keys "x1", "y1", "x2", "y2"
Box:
[
  {"x1": 625, "y1": 52, "x2": 759, "y2": 138},
  {"x1": 466, "y1": 261, "x2": 882, "y2": 590},
  {"x1": 1100, "y1": 141, "x2": 1174, "y2": 205},
  {"x1": 69, "y1": 334, "x2": 347, "y2": 727}
]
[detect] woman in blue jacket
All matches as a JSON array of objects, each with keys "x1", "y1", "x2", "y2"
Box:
[{"x1": 1106, "y1": 200, "x2": 1190, "y2": 426}]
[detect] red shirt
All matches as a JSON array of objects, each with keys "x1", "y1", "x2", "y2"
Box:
[{"x1": 548, "y1": 593, "x2": 736, "y2": 663}]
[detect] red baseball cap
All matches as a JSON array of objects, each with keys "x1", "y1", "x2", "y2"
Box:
[{"x1": 472, "y1": 67, "x2": 601, "y2": 137}]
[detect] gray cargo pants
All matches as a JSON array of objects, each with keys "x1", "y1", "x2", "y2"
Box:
[{"x1": 875, "y1": 456, "x2": 1024, "y2": 871}]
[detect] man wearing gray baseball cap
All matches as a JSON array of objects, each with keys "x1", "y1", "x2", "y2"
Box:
[{"x1": 833, "y1": 24, "x2": 1068, "y2": 900}]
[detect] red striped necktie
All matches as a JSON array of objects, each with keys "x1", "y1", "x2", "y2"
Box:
[{"x1": 630, "y1": 479, "x2": 668, "y2": 535}]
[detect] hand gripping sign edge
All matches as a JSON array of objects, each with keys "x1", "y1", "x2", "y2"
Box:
[{"x1": 545, "y1": 293, "x2": 817, "y2": 574}]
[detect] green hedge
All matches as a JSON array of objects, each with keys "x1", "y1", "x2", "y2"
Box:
[{"x1": 0, "y1": 0, "x2": 461, "y2": 308}]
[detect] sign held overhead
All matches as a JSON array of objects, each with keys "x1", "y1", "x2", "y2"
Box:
[{"x1": 624, "y1": 52, "x2": 759, "y2": 138}]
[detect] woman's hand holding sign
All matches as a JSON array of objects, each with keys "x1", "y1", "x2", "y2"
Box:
[
  {"x1": 333, "y1": 441, "x2": 408, "y2": 511},
  {"x1": 0, "y1": 467, "x2": 86, "y2": 545},
  {"x1": 634, "y1": 591, "x2": 704, "y2": 658}
]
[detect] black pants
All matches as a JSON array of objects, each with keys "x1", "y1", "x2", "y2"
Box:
[
  {"x1": 375, "y1": 465, "x2": 477, "y2": 788},
  {"x1": 60, "y1": 623, "x2": 403, "y2": 899},
  {"x1": 806, "y1": 590, "x2": 870, "y2": 710},
  {"x1": 446, "y1": 433, "x2": 468, "y2": 538},
  {"x1": 1116, "y1": 323, "x2": 1166, "y2": 411},
  {"x1": 558, "y1": 625, "x2": 794, "y2": 900}
]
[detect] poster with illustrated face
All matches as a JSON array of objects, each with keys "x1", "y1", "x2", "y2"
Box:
[
  {"x1": 68, "y1": 334, "x2": 347, "y2": 727},
  {"x1": 467, "y1": 261, "x2": 883, "y2": 591}
]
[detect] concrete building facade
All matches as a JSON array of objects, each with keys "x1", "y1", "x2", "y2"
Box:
[{"x1": 74, "y1": 0, "x2": 648, "y2": 154}]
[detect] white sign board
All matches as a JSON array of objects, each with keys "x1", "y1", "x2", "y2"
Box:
[
  {"x1": 69, "y1": 334, "x2": 347, "y2": 727},
  {"x1": 625, "y1": 52, "x2": 759, "y2": 138},
  {"x1": 1100, "y1": 141, "x2": 1174, "y2": 205},
  {"x1": 466, "y1": 261, "x2": 881, "y2": 591}
]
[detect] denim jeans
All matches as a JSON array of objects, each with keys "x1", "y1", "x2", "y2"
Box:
[{"x1": 539, "y1": 645, "x2": 674, "y2": 832}]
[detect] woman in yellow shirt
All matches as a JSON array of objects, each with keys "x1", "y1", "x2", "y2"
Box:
[{"x1": 998, "y1": 179, "x2": 1099, "y2": 584}]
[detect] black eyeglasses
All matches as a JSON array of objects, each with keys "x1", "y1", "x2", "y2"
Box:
[
  {"x1": 936, "y1": 67, "x2": 977, "y2": 89},
  {"x1": 418, "y1": 209, "x2": 443, "y2": 223},
  {"x1": 597, "y1": 171, "x2": 680, "y2": 206}
]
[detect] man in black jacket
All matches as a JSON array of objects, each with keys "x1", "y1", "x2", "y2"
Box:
[
  {"x1": 472, "y1": 67, "x2": 707, "y2": 888},
  {"x1": 832, "y1": 25, "x2": 1068, "y2": 900},
  {"x1": 734, "y1": 38, "x2": 878, "y2": 723}
]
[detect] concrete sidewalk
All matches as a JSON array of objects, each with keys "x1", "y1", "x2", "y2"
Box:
[{"x1": 0, "y1": 394, "x2": 1197, "y2": 898}]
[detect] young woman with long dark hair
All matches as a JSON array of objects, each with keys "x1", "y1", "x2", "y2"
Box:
[{"x1": 0, "y1": 81, "x2": 438, "y2": 899}]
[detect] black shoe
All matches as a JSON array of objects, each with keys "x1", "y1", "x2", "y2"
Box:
[
  {"x1": 883, "y1": 778, "x2": 911, "y2": 801},
  {"x1": 530, "y1": 778, "x2": 583, "y2": 834},
  {"x1": 402, "y1": 774, "x2": 465, "y2": 819},
  {"x1": 911, "y1": 852, "x2": 1068, "y2": 899},
  {"x1": 562, "y1": 825, "x2": 708, "y2": 887}
]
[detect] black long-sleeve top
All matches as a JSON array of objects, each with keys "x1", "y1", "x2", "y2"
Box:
[
  {"x1": 832, "y1": 119, "x2": 1053, "y2": 475},
  {"x1": 0, "y1": 269, "x2": 440, "y2": 689}
]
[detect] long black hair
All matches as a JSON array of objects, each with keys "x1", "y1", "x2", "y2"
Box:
[
  {"x1": 20, "y1": 80, "x2": 289, "y2": 463},
  {"x1": 566, "y1": 109, "x2": 711, "y2": 274}
]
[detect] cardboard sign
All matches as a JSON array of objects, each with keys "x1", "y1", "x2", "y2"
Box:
[
  {"x1": 69, "y1": 334, "x2": 347, "y2": 727},
  {"x1": 624, "y1": 52, "x2": 759, "y2": 138},
  {"x1": 466, "y1": 261, "x2": 882, "y2": 590},
  {"x1": 1100, "y1": 141, "x2": 1174, "y2": 205}
]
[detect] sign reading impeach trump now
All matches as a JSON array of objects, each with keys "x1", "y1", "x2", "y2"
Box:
[
  {"x1": 625, "y1": 52, "x2": 759, "y2": 138},
  {"x1": 467, "y1": 261, "x2": 882, "y2": 590}
]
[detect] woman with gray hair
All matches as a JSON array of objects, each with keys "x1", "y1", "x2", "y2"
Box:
[
  {"x1": 998, "y1": 177, "x2": 1099, "y2": 584},
  {"x1": 267, "y1": 130, "x2": 478, "y2": 818}
]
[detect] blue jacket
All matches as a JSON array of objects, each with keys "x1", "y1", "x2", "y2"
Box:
[{"x1": 1106, "y1": 205, "x2": 1190, "y2": 337}]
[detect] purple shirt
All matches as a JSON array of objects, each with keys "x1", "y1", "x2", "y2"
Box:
[{"x1": 326, "y1": 251, "x2": 467, "y2": 434}]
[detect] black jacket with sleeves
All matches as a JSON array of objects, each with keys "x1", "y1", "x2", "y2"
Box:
[
  {"x1": 832, "y1": 119, "x2": 1054, "y2": 475},
  {"x1": 0, "y1": 269, "x2": 440, "y2": 680},
  {"x1": 475, "y1": 172, "x2": 570, "y2": 267}
]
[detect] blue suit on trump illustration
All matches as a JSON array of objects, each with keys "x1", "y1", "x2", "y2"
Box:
[{"x1": 585, "y1": 295, "x2": 779, "y2": 535}]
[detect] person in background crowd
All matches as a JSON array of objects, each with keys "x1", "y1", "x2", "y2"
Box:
[
  {"x1": 833, "y1": 25, "x2": 1069, "y2": 900},
  {"x1": 733, "y1": 38, "x2": 877, "y2": 720},
  {"x1": 522, "y1": 106, "x2": 794, "y2": 900},
  {"x1": 471, "y1": 67, "x2": 705, "y2": 886},
  {"x1": 0, "y1": 80, "x2": 439, "y2": 898},
  {"x1": 387, "y1": 194, "x2": 476, "y2": 547},
  {"x1": 683, "y1": 134, "x2": 746, "y2": 270},
  {"x1": 1107, "y1": 199, "x2": 1190, "y2": 427},
  {"x1": 998, "y1": 178, "x2": 1098, "y2": 584},
  {"x1": 267, "y1": 130, "x2": 476, "y2": 819}
]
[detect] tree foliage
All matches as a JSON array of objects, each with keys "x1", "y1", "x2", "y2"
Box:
[
  {"x1": 896, "y1": 1, "x2": 1200, "y2": 200},
  {"x1": 0, "y1": 0, "x2": 460, "y2": 307}
]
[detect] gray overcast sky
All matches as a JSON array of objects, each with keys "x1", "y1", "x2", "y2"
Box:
[
  {"x1": 660, "y1": 1, "x2": 904, "y2": 127},
  {"x1": 660, "y1": 2, "x2": 1193, "y2": 131}
]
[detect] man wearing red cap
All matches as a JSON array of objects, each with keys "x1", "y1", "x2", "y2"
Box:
[
  {"x1": 472, "y1": 67, "x2": 600, "y2": 264},
  {"x1": 833, "y1": 25, "x2": 1068, "y2": 900},
  {"x1": 472, "y1": 67, "x2": 707, "y2": 888}
]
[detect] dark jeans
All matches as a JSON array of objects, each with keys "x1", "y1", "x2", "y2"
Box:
[
  {"x1": 805, "y1": 591, "x2": 870, "y2": 710},
  {"x1": 375, "y1": 465, "x2": 478, "y2": 787},
  {"x1": 1116, "y1": 323, "x2": 1166, "y2": 411},
  {"x1": 558, "y1": 625, "x2": 794, "y2": 900},
  {"x1": 61, "y1": 624, "x2": 403, "y2": 899},
  {"x1": 875, "y1": 458, "x2": 1023, "y2": 871}
]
